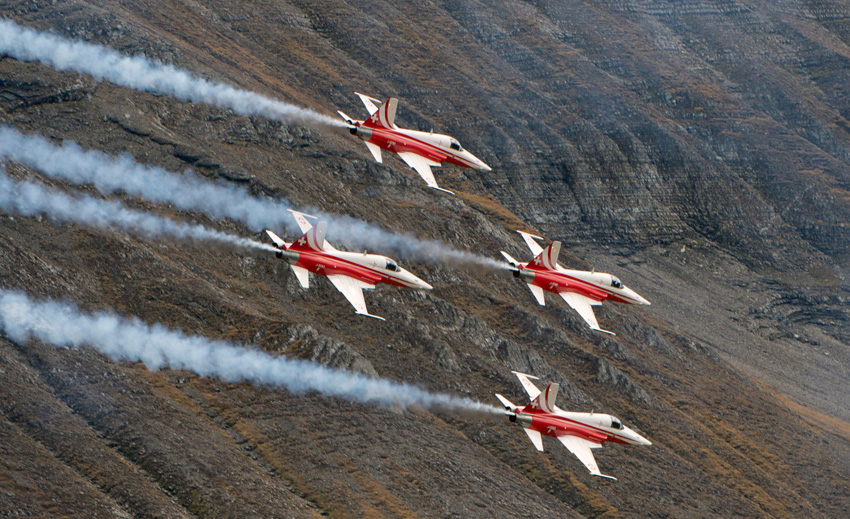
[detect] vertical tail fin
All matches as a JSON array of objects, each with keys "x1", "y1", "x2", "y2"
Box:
[
  {"x1": 529, "y1": 241, "x2": 561, "y2": 270},
  {"x1": 362, "y1": 98, "x2": 398, "y2": 129},
  {"x1": 524, "y1": 383, "x2": 560, "y2": 413},
  {"x1": 290, "y1": 221, "x2": 327, "y2": 252}
]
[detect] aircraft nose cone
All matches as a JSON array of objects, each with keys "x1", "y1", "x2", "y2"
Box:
[
  {"x1": 625, "y1": 287, "x2": 650, "y2": 305},
  {"x1": 626, "y1": 427, "x2": 652, "y2": 446}
]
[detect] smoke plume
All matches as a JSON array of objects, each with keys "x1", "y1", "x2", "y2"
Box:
[
  {"x1": 0, "y1": 127, "x2": 507, "y2": 270},
  {"x1": 0, "y1": 169, "x2": 275, "y2": 253},
  {"x1": 0, "y1": 290, "x2": 501, "y2": 415},
  {"x1": 0, "y1": 20, "x2": 344, "y2": 128}
]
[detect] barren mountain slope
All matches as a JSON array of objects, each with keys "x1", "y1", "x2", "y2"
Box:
[{"x1": 0, "y1": 1, "x2": 847, "y2": 518}]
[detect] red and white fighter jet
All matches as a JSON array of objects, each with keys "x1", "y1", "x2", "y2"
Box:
[
  {"x1": 501, "y1": 231, "x2": 650, "y2": 335},
  {"x1": 265, "y1": 210, "x2": 432, "y2": 320},
  {"x1": 338, "y1": 93, "x2": 491, "y2": 194},
  {"x1": 496, "y1": 371, "x2": 651, "y2": 480}
]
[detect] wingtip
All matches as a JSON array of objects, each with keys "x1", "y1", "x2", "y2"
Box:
[
  {"x1": 515, "y1": 230, "x2": 544, "y2": 240},
  {"x1": 356, "y1": 312, "x2": 386, "y2": 321},
  {"x1": 511, "y1": 370, "x2": 539, "y2": 380},
  {"x1": 592, "y1": 327, "x2": 616, "y2": 336},
  {"x1": 429, "y1": 185, "x2": 455, "y2": 195},
  {"x1": 591, "y1": 473, "x2": 618, "y2": 481},
  {"x1": 287, "y1": 208, "x2": 318, "y2": 219}
]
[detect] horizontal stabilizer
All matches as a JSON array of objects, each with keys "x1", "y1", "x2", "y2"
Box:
[
  {"x1": 355, "y1": 92, "x2": 382, "y2": 115},
  {"x1": 265, "y1": 229, "x2": 286, "y2": 249},
  {"x1": 365, "y1": 141, "x2": 383, "y2": 163},
  {"x1": 527, "y1": 284, "x2": 546, "y2": 306},
  {"x1": 337, "y1": 110, "x2": 355, "y2": 125},
  {"x1": 524, "y1": 428, "x2": 545, "y2": 452},
  {"x1": 495, "y1": 393, "x2": 516, "y2": 410},
  {"x1": 290, "y1": 265, "x2": 310, "y2": 289},
  {"x1": 517, "y1": 231, "x2": 544, "y2": 257},
  {"x1": 512, "y1": 371, "x2": 541, "y2": 400},
  {"x1": 500, "y1": 251, "x2": 520, "y2": 267}
]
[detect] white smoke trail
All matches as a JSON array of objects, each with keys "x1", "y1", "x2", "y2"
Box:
[
  {"x1": 0, "y1": 20, "x2": 344, "y2": 128},
  {"x1": 0, "y1": 290, "x2": 501, "y2": 415},
  {"x1": 0, "y1": 169, "x2": 275, "y2": 253},
  {"x1": 0, "y1": 127, "x2": 508, "y2": 270}
]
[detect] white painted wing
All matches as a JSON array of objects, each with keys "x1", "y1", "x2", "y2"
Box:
[
  {"x1": 355, "y1": 92, "x2": 381, "y2": 115},
  {"x1": 524, "y1": 428, "x2": 545, "y2": 452},
  {"x1": 287, "y1": 210, "x2": 338, "y2": 251},
  {"x1": 512, "y1": 371, "x2": 541, "y2": 400},
  {"x1": 559, "y1": 292, "x2": 615, "y2": 335},
  {"x1": 396, "y1": 152, "x2": 452, "y2": 193},
  {"x1": 326, "y1": 275, "x2": 384, "y2": 320},
  {"x1": 527, "y1": 284, "x2": 546, "y2": 306},
  {"x1": 365, "y1": 141, "x2": 383, "y2": 163},
  {"x1": 290, "y1": 265, "x2": 310, "y2": 289},
  {"x1": 517, "y1": 231, "x2": 544, "y2": 257},
  {"x1": 557, "y1": 436, "x2": 616, "y2": 480}
]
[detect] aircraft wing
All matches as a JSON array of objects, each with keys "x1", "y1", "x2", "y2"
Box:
[
  {"x1": 326, "y1": 274, "x2": 385, "y2": 320},
  {"x1": 524, "y1": 428, "x2": 545, "y2": 452},
  {"x1": 396, "y1": 152, "x2": 453, "y2": 194},
  {"x1": 517, "y1": 231, "x2": 544, "y2": 257},
  {"x1": 355, "y1": 92, "x2": 381, "y2": 115},
  {"x1": 511, "y1": 371, "x2": 541, "y2": 400},
  {"x1": 288, "y1": 210, "x2": 338, "y2": 251},
  {"x1": 557, "y1": 436, "x2": 616, "y2": 480},
  {"x1": 559, "y1": 292, "x2": 615, "y2": 335}
]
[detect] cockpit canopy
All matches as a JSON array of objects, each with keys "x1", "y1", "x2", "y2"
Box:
[
  {"x1": 590, "y1": 413, "x2": 624, "y2": 430},
  {"x1": 385, "y1": 259, "x2": 400, "y2": 272},
  {"x1": 610, "y1": 276, "x2": 623, "y2": 289},
  {"x1": 449, "y1": 138, "x2": 463, "y2": 151}
]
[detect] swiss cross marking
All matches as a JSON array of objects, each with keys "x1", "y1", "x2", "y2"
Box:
[{"x1": 297, "y1": 237, "x2": 306, "y2": 246}]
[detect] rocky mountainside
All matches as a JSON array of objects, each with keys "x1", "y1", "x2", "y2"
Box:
[{"x1": 0, "y1": 1, "x2": 848, "y2": 518}]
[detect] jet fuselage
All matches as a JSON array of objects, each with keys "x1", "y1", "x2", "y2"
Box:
[
  {"x1": 277, "y1": 245, "x2": 432, "y2": 291},
  {"x1": 515, "y1": 262, "x2": 649, "y2": 306},
  {"x1": 511, "y1": 407, "x2": 651, "y2": 447},
  {"x1": 351, "y1": 123, "x2": 491, "y2": 171}
]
